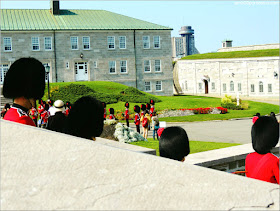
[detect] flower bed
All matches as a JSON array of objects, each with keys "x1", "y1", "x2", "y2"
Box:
[{"x1": 183, "y1": 107, "x2": 228, "y2": 114}]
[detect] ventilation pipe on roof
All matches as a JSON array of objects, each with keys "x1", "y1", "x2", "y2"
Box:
[{"x1": 50, "y1": 0, "x2": 60, "y2": 15}]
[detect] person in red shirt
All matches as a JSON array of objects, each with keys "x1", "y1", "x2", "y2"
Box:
[
  {"x1": 150, "y1": 99, "x2": 155, "y2": 117},
  {"x1": 29, "y1": 106, "x2": 38, "y2": 127},
  {"x1": 102, "y1": 102, "x2": 107, "y2": 120},
  {"x1": 109, "y1": 108, "x2": 115, "y2": 120},
  {"x1": 245, "y1": 116, "x2": 279, "y2": 184},
  {"x1": 40, "y1": 104, "x2": 50, "y2": 128},
  {"x1": 3, "y1": 58, "x2": 45, "y2": 127},
  {"x1": 134, "y1": 105, "x2": 141, "y2": 133},
  {"x1": 124, "y1": 102, "x2": 130, "y2": 127}
]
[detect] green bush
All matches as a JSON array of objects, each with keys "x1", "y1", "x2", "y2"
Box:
[
  {"x1": 91, "y1": 93, "x2": 119, "y2": 104},
  {"x1": 50, "y1": 84, "x2": 95, "y2": 103},
  {"x1": 119, "y1": 87, "x2": 161, "y2": 103},
  {"x1": 221, "y1": 94, "x2": 248, "y2": 110},
  {"x1": 121, "y1": 87, "x2": 145, "y2": 96}
]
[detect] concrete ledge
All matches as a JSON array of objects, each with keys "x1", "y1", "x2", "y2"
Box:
[{"x1": 1, "y1": 120, "x2": 279, "y2": 210}]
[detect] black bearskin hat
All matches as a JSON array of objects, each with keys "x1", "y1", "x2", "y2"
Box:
[
  {"x1": 109, "y1": 108, "x2": 114, "y2": 114},
  {"x1": 102, "y1": 102, "x2": 106, "y2": 108},
  {"x1": 146, "y1": 103, "x2": 151, "y2": 110},
  {"x1": 141, "y1": 104, "x2": 146, "y2": 111},
  {"x1": 3, "y1": 58, "x2": 45, "y2": 100},
  {"x1": 150, "y1": 99, "x2": 155, "y2": 105},
  {"x1": 134, "y1": 105, "x2": 140, "y2": 113},
  {"x1": 125, "y1": 102, "x2": 129, "y2": 108}
]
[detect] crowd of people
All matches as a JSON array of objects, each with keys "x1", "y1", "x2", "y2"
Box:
[{"x1": 1, "y1": 57, "x2": 279, "y2": 185}]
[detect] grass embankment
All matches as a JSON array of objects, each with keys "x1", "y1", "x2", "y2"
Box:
[
  {"x1": 181, "y1": 49, "x2": 279, "y2": 60},
  {"x1": 45, "y1": 81, "x2": 279, "y2": 122},
  {"x1": 130, "y1": 138, "x2": 240, "y2": 156}
]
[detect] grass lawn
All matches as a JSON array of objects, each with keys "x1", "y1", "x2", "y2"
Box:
[
  {"x1": 46, "y1": 81, "x2": 279, "y2": 122},
  {"x1": 181, "y1": 49, "x2": 279, "y2": 60},
  {"x1": 130, "y1": 138, "x2": 240, "y2": 156}
]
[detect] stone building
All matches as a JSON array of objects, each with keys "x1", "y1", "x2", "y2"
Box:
[
  {"x1": 174, "y1": 43, "x2": 279, "y2": 99},
  {"x1": 0, "y1": 0, "x2": 173, "y2": 96}
]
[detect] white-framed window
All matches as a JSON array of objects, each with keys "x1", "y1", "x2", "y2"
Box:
[
  {"x1": 70, "y1": 37, "x2": 78, "y2": 50},
  {"x1": 107, "y1": 36, "x2": 115, "y2": 49},
  {"x1": 156, "y1": 81, "x2": 162, "y2": 91},
  {"x1": 109, "y1": 61, "x2": 116, "y2": 73},
  {"x1": 0, "y1": 64, "x2": 9, "y2": 84},
  {"x1": 82, "y1": 36, "x2": 90, "y2": 50},
  {"x1": 44, "y1": 37, "x2": 52, "y2": 50},
  {"x1": 230, "y1": 81, "x2": 234, "y2": 91},
  {"x1": 119, "y1": 36, "x2": 126, "y2": 49},
  {"x1": 153, "y1": 36, "x2": 160, "y2": 48},
  {"x1": 251, "y1": 84, "x2": 255, "y2": 93},
  {"x1": 145, "y1": 81, "x2": 151, "y2": 92},
  {"x1": 66, "y1": 62, "x2": 69, "y2": 69},
  {"x1": 144, "y1": 60, "x2": 151, "y2": 72},
  {"x1": 238, "y1": 83, "x2": 242, "y2": 91},
  {"x1": 93, "y1": 61, "x2": 98, "y2": 68},
  {"x1": 259, "y1": 81, "x2": 263, "y2": 93},
  {"x1": 155, "y1": 60, "x2": 161, "y2": 72},
  {"x1": 268, "y1": 84, "x2": 272, "y2": 93},
  {"x1": 120, "y1": 60, "x2": 127, "y2": 73},
  {"x1": 199, "y1": 83, "x2": 202, "y2": 90},
  {"x1": 143, "y1": 36, "x2": 150, "y2": 49},
  {"x1": 184, "y1": 81, "x2": 188, "y2": 91},
  {"x1": 211, "y1": 82, "x2": 215, "y2": 90},
  {"x1": 3, "y1": 37, "x2": 12, "y2": 51},
  {"x1": 31, "y1": 37, "x2": 40, "y2": 51},
  {"x1": 223, "y1": 83, "x2": 226, "y2": 92}
]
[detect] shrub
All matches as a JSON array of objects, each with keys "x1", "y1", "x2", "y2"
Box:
[
  {"x1": 91, "y1": 93, "x2": 119, "y2": 104},
  {"x1": 50, "y1": 84, "x2": 95, "y2": 103},
  {"x1": 221, "y1": 94, "x2": 248, "y2": 110},
  {"x1": 119, "y1": 87, "x2": 161, "y2": 103}
]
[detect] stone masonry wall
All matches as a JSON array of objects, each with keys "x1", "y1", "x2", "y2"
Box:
[{"x1": 218, "y1": 43, "x2": 279, "y2": 52}]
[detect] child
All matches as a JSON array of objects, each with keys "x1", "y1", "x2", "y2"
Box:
[
  {"x1": 245, "y1": 116, "x2": 279, "y2": 184},
  {"x1": 109, "y1": 108, "x2": 115, "y2": 120},
  {"x1": 102, "y1": 102, "x2": 107, "y2": 120},
  {"x1": 151, "y1": 112, "x2": 160, "y2": 140},
  {"x1": 159, "y1": 126, "x2": 190, "y2": 162},
  {"x1": 134, "y1": 105, "x2": 141, "y2": 133},
  {"x1": 124, "y1": 102, "x2": 130, "y2": 127},
  {"x1": 140, "y1": 110, "x2": 151, "y2": 139}
]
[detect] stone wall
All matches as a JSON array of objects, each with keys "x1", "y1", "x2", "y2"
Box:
[
  {"x1": 175, "y1": 56, "x2": 279, "y2": 99},
  {"x1": 1, "y1": 30, "x2": 173, "y2": 96},
  {"x1": 1, "y1": 120, "x2": 279, "y2": 210},
  {"x1": 218, "y1": 43, "x2": 279, "y2": 52}
]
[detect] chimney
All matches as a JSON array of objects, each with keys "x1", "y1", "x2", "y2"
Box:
[{"x1": 50, "y1": 0, "x2": 60, "y2": 15}]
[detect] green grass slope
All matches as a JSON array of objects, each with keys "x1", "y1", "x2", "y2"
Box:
[{"x1": 181, "y1": 49, "x2": 279, "y2": 60}]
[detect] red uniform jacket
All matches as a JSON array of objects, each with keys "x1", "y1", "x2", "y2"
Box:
[
  {"x1": 246, "y1": 152, "x2": 279, "y2": 184},
  {"x1": 150, "y1": 105, "x2": 154, "y2": 115},
  {"x1": 104, "y1": 108, "x2": 107, "y2": 119},
  {"x1": 109, "y1": 114, "x2": 115, "y2": 120},
  {"x1": 125, "y1": 108, "x2": 129, "y2": 120},
  {"x1": 38, "y1": 104, "x2": 44, "y2": 115},
  {"x1": 4, "y1": 104, "x2": 35, "y2": 127},
  {"x1": 64, "y1": 107, "x2": 70, "y2": 117},
  {"x1": 30, "y1": 107, "x2": 38, "y2": 120},
  {"x1": 134, "y1": 113, "x2": 140, "y2": 125},
  {"x1": 40, "y1": 110, "x2": 50, "y2": 124}
]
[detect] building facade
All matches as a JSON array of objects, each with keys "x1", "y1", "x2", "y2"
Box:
[
  {"x1": 0, "y1": 1, "x2": 173, "y2": 96},
  {"x1": 174, "y1": 56, "x2": 279, "y2": 99}
]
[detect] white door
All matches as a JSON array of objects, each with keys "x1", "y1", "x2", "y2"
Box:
[
  {"x1": 75, "y1": 62, "x2": 88, "y2": 81},
  {"x1": 0, "y1": 64, "x2": 9, "y2": 85}
]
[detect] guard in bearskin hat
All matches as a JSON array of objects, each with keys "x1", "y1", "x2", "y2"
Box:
[
  {"x1": 2, "y1": 58, "x2": 45, "y2": 126},
  {"x1": 109, "y1": 108, "x2": 115, "y2": 120},
  {"x1": 64, "y1": 101, "x2": 71, "y2": 117},
  {"x1": 140, "y1": 104, "x2": 146, "y2": 117},
  {"x1": 150, "y1": 99, "x2": 155, "y2": 116},
  {"x1": 134, "y1": 105, "x2": 141, "y2": 133},
  {"x1": 102, "y1": 102, "x2": 107, "y2": 120},
  {"x1": 124, "y1": 102, "x2": 130, "y2": 127}
]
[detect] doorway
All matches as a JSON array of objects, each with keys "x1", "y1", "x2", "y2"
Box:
[
  {"x1": 204, "y1": 80, "x2": 208, "y2": 94},
  {"x1": 75, "y1": 62, "x2": 88, "y2": 81}
]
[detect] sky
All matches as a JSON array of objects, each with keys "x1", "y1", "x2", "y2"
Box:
[{"x1": 1, "y1": 0, "x2": 279, "y2": 53}]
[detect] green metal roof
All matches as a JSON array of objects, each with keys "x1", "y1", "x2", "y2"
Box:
[{"x1": 0, "y1": 9, "x2": 172, "y2": 31}]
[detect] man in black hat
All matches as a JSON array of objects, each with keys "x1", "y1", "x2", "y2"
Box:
[
  {"x1": 3, "y1": 58, "x2": 45, "y2": 126},
  {"x1": 46, "y1": 100, "x2": 67, "y2": 133}
]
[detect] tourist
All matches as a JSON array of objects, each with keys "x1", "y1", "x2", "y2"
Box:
[
  {"x1": 134, "y1": 105, "x2": 141, "y2": 133},
  {"x1": 245, "y1": 116, "x2": 279, "y2": 184},
  {"x1": 159, "y1": 126, "x2": 190, "y2": 162},
  {"x1": 2, "y1": 58, "x2": 45, "y2": 126},
  {"x1": 46, "y1": 100, "x2": 67, "y2": 133},
  {"x1": 1, "y1": 103, "x2": 10, "y2": 119},
  {"x1": 124, "y1": 102, "x2": 130, "y2": 127},
  {"x1": 64, "y1": 96, "x2": 104, "y2": 140},
  {"x1": 47, "y1": 99, "x2": 56, "y2": 116},
  {"x1": 140, "y1": 110, "x2": 151, "y2": 139},
  {"x1": 151, "y1": 112, "x2": 160, "y2": 140},
  {"x1": 109, "y1": 108, "x2": 116, "y2": 120}
]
